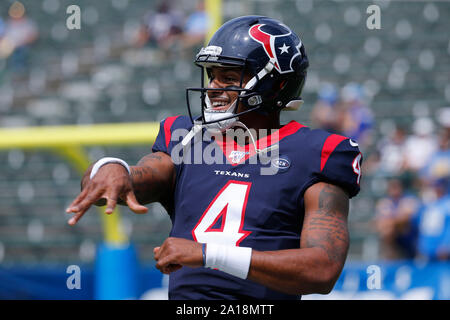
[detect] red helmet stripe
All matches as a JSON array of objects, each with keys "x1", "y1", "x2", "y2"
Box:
[{"x1": 249, "y1": 24, "x2": 280, "y2": 70}]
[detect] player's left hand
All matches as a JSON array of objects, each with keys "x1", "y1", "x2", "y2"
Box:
[{"x1": 153, "y1": 237, "x2": 203, "y2": 274}]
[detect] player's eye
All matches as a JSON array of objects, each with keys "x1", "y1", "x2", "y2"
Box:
[{"x1": 223, "y1": 75, "x2": 239, "y2": 83}]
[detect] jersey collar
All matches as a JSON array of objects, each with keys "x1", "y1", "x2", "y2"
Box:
[{"x1": 213, "y1": 120, "x2": 306, "y2": 166}]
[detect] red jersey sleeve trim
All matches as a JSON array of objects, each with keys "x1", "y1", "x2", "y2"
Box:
[
  {"x1": 164, "y1": 116, "x2": 180, "y2": 148},
  {"x1": 320, "y1": 134, "x2": 347, "y2": 171}
]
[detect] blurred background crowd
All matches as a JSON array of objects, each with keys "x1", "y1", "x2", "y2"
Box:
[
  {"x1": 311, "y1": 81, "x2": 450, "y2": 262},
  {"x1": 0, "y1": 0, "x2": 449, "y2": 299}
]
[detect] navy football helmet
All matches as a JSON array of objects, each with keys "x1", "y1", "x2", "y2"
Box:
[{"x1": 186, "y1": 15, "x2": 309, "y2": 131}]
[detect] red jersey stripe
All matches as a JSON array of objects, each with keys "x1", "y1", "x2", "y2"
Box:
[
  {"x1": 164, "y1": 116, "x2": 180, "y2": 148},
  {"x1": 320, "y1": 134, "x2": 347, "y2": 171}
]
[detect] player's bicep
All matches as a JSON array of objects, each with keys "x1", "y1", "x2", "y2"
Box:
[
  {"x1": 135, "y1": 151, "x2": 175, "y2": 178},
  {"x1": 301, "y1": 182, "x2": 350, "y2": 267}
]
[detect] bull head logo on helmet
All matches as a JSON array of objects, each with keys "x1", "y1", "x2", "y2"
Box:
[{"x1": 249, "y1": 23, "x2": 302, "y2": 74}]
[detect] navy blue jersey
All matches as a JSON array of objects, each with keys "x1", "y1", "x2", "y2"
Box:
[{"x1": 152, "y1": 115, "x2": 362, "y2": 300}]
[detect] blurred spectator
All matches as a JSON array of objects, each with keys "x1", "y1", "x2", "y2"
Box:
[
  {"x1": 420, "y1": 126, "x2": 450, "y2": 184},
  {"x1": 134, "y1": 1, "x2": 183, "y2": 51},
  {"x1": 411, "y1": 176, "x2": 450, "y2": 261},
  {"x1": 0, "y1": 17, "x2": 5, "y2": 38},
  {"x1": 374, "y1": 178, "x2": 420, "y2": 260},
  {"x1": 180, "y1": 1, "x2": 209, "y2": 50},
  {"x1": 337, "y1": 82, "x2": 374, "y2": 147},
  {"x1": 0, "y1": 1, "x2": 39, "y2": 72},
  {"x1": 403, "y1": 117, "x2": 438, "y2": 173},
  {"x1": 375, "y1": 125, "x2": 408, "y2": 176},
  {"x1": 310, "y1": 82, "x2": 340, "y2": 133},
  {"x1": 436, "y1": 107, "x2": 450, "y2": 129}
]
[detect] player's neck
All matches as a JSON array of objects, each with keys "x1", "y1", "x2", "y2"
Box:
[
  {"x1": 230, "y1": 112, "x2": 281, "y2": 146},
  {"x1": 241, "y1": 113, "x2": 281, "y2": 139}
]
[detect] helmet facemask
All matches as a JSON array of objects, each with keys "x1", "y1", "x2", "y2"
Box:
[{"x1": 186, "y1": 56, "x2": 277, "y2": 133}]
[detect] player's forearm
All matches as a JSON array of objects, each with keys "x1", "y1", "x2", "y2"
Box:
[
  {"x1": 129, "y1": 166, "x2": 168, "y2": 204},
  {"x1": 248, "y1": 248, "x2": 343, "y2": 295}
]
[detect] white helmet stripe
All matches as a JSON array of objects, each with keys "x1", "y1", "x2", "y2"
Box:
[{"x1": 243, "y1": 60, "x2": 275, "y2": 91}]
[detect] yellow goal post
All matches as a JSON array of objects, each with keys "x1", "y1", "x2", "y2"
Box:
[
  {"x1": 0, "y1": 0, "x2": 223, "y2": 246},
  {"x1": 0, "y1": 121, "x2": 160, "y2": 245}
]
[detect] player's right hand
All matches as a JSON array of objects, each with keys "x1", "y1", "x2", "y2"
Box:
[{"x1": 65, "y1": 163, "x2": 148, "y2": 225}]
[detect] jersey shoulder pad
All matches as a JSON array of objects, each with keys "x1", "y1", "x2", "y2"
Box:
[
  {"x1": 152, "y1": 115, "x2": 193, "y2": 154},
  {"x1": 309, "y1": 129, "x2": 363, "y2": 198}
]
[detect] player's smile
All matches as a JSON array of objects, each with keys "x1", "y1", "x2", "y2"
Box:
[
  {"x1": 207, "y1": 86, "x2": 238, "y2": 112},
  {"x1": 209, "y1": 97, "x2": 233, "y2": 111},
  {"x1": 206, "y1": 67, "x2": 250, "y2": 112}
]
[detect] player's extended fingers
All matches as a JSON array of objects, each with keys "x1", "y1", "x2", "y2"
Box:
[
  {"x1": 105, "y1": 195, "x2": 118, "y2": 215},
  {"x1": 66, "y1": 186, "x2": 91, "y2": 213},
  {"x1": 72, "y1": 189, "x2": 104, "y2": 213},
  {"x1": 125, "y1": 191, "x2": 148, "y2": 214},
  {"x1": 68, "y1": 189, "x2": 106, "y2": 225},
  {"x1": 68, "y1": 206, "x2": 90, "y2": 226},
  {"x1": 67, "y1": 189, "x2": 104, "y2": 225}
]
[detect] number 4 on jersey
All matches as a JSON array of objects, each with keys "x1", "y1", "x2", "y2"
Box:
[
  {"x1": 192, "y1": 181, "x2": 252, "y2": 246},
  {"x1": 352, "y1": 153, "x2": 362, "y2": 185}
]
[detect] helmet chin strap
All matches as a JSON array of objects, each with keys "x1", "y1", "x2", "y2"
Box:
[
  {"x1": 203, "y1": 95, "x2": 239, "y2": 133},
  {"x1": 231, "y1": 120, "x2": 279, "y2": 155}
]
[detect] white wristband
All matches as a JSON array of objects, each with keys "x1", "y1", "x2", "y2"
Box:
[
  {"x1": 205, "y1": 243, "x2": 252, "y2": 279},
  {"x1": 90, "y1": 157, "x2": 131, "y2": 179}
]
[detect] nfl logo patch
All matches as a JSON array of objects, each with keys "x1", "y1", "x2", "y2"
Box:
[{"x1": 229, "y1": 151, "x2": 249, "y2": 164}]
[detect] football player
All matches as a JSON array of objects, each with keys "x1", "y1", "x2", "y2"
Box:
[{"x1": 66, "y1": 16, "x2": 363, "y2": 299}]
